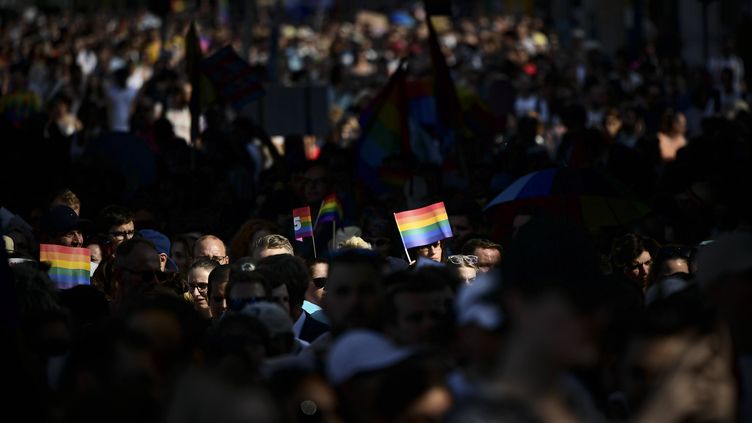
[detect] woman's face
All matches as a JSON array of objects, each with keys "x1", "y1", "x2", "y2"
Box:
[{"x1": 625, "y1": 250, "x2": 652, "y2": 289}]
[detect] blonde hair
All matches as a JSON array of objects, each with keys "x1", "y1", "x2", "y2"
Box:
[{"x1": 339, "y1": 236, "x2": 372, "y2": 250}]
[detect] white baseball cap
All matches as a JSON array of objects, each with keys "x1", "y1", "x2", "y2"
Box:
[{"x1": 326, "y1": 329, "x2": 413, "y2": 385}]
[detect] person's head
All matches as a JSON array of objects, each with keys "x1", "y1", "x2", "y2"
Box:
[
  {"x1": 254, "y1": 254, "x2": 309, "y2": 321},
  {"x1": 660, "y1": 109, "x2": 686, "y2": 136},
  {"x1": 96, "y1": 205, "x2": 135, "y2": 252},
  {"x1": 188, "y1": 257, "x2": 220, "y2": 305},
  {"x1": 253, "y1": 234, "x2": 294, "y2": 260},
  {"x1": 224, "y1": 270, "x2": 271, "y2": 314},
  {"x1": 193, "y1": 235, "x2": 229, "y2": 265},
  {"x1": 384, "y1": 270, "x2": 452, "y2": 347},
  {"x1": 136, "y1": 229, "x2": 179, "y2": 273},
  {"x1": 208, "y1": 264, "x2": 233, "y2": 320},
  {"x1": 303, "y1": 163, "x2": 332, "y2": 205},
  {"x1": 339, "y1": 236, "x2": 372, "y2": 250},
  {"x1": 611, "y1": 233, "x2": 655, "y2": 290},
  {"x1": 240, "y1": 301, "x2": 296, "y2": 356},
  {"x1": 229, "y1": 218, "x2": 280, "y2": 261},
  {"x1": 502, "y1": 217, "x2": 606, "y2": 368},
  {"x1": 446, "y1": 199, "x2": 483, "y2": 243},
  {"x1": 446, "y1": 254, "x2": 479, "y2": 284},
  {"x1": 461, "y1": 238, "x2": 502, "y2": 273},
  {"x1": 39, "y1": 205, "x2": 90, "y2": 248},
  {"x1": 647, "y1": 244, "x2": 693, "y2": 288},
  {"x1": 621, "y1": 286, "x2": 735, "y2": 421},
  {"x1": 324, "y1": 249, "x2": 387, "y2": 335},
  {"x1": 306, "y1": 258, "x2": 328, "y2": 306},
  {"x1": 49, "y1": 188, "x2": 81, "y2": 215},
  {"x1": 695, "y1": 231, "x2": 752, "y2": 354},
  {"x1": 170, "y1": 233, "x2": 199, "y2": 274},
  {"x1": 112, "y1": 238, "x2": 163, "y2": 311},
  {"x1": 413, "y1": 240, "x2": 444, "y2": 263}
]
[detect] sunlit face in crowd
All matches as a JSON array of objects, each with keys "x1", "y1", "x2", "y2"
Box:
[
  {"x1": 307, "y1": 262, "x2": 328, "y2": 305},
  {"x1": 108, "y1": 221, "x2": 135, "y2": 249},
  {"x1": 457, "y1": 266, "x2": 477, "y2": 284},
  {"x1": 473, "y1": 247, "x2": 501, "y2": 273},
  {"x1": 193, "y1": 238, "x2": 229, "y2": 264},
  {"x1": 417, "y1": 241, "x2": 442, "y2": 262},
  {"x1": 88, "y1": 242, "x2": 102, "y2": 263},
  {"x1": 188, "y1": 267, "x2": 211, "y2": 304}
]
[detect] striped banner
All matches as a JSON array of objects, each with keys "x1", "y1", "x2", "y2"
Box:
[
  {"x1": 39, "y1": 244, "x2": 90, "y2": 289},
  {"x1": 394, "y1": 202, "x2": 453, "y2": 249}
]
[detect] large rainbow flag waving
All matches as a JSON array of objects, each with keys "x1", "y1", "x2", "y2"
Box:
[
  {"x1": 394, "y1": 202, "x2": 453, "y2": 249},
  {"x1": 39, "y1": 244, "x2": 91, "y2": 289}
]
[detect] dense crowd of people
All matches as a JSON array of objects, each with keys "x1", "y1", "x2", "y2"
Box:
[{"x1": 2, "y1": 2, "x2": 752, "y2": 422}]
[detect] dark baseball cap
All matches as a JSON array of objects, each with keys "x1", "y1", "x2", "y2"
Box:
[
  {"x1": 137, "y1": 229, "x2": 179, "y2": 272},
  {"x1": 40, "y1": 205, "x2": 91, "y2": 234}
]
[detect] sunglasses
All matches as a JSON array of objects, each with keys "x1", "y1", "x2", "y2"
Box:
[
  {"x1": 229, "y1": 296, "x2": 268, "y2": 311},
  {"x1": 312, "y1": 277, "x2": 327, "y2": 289},
  {"x1": 447, "y1": 255, "x2": 479, "y2": 266}
]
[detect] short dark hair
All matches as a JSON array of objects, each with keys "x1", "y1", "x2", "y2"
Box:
[
  {"x1": 254, "y1": 254, "x2": 309, "y2": 308},
  {"x1": 96, "y1": 205, "x2": 134, "y2": 234},
  {"x1": 114, "y1": 238, "x2": 157, "y2": 266},
  {"x1": 461, "y1": 238, "x2": 502, "y2": 256},
  {"x1": 207, "y1": 264, "x2": 233, "y2": 298},
  {"x1": 610, "y1": 233, "x2": 656, "y2": 271},
  {"x1": 224, "y1": 270, "x2": 271, "y2": 303},
  {"x1": 502, "y1": 217, "x2": 605, "y2": 312}
]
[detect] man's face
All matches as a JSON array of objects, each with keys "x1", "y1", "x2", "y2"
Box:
[
  {"x1": 389, "y1": 291, "x2": 446, "y2": 347},
  {"x1": 271, "y1": 284, "x2": 291, "y2": 316},
  {"x1": 307, "y1": 262, "x2": 328, "y2": 305},
  {"x1": 416, "y1": 241, "x2": 442, "y2": 262},
  {"x1": 474, "y1": 247, "x2": 501, "y2": 273},
  {"x1": 108, "y1": 221, "x2": 135, "y2": 249},
  {"x1": 324, "y1": 263, "x2": 383, "y2": 334},
  {"x1": 449, "y1": 215, "x2": 473, "y2": 240},
  {"x1": 210, "y1": 281, "x2": 228, "y2": 319},
  {"x1": 53, "y1": 229, "x2": 84, "y2": 247},
  {"x1": 115, "y1": 243, "x2": 161, "y2": 302},
  {"x1": 194, "y1": 239, "x2": 229, "y2": 264}
]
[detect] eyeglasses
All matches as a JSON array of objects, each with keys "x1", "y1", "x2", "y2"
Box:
[
  {"x1": 229, "y1": 296, "x2": 268, "y2": 311},
  {"x1": 189, "y1": 282, "x2": 209, "y2": 293},
  {"x1": 447, "y1": 255, "x2": 479, "y2": 266},
  {"x1": 195, "y1": 255, "x2": 228, "y2": 262},
  {"x1": 312, "y1": 277, "x2": 327, "y2": 289},
  {"x1": 120, "y1": 268, "x2": 162, "y2": 282},
  {"x1": 109, "y1": 230, "x2": 135, "y2": 239}
]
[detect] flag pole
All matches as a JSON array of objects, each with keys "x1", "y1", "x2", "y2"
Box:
[
  {"x1": 394, "y1": 213, "x2": 412, "y2": 263},
  {"x1": 332, "y1": 220, "x2": 336, "y2": 251},
  {"x1": 311, "y1": 232, "x2": 317, "y2": 259}
]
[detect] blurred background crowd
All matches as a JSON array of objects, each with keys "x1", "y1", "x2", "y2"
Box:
[{"x1": 2, "y1": 0, "x2": 752, "y2": 422}]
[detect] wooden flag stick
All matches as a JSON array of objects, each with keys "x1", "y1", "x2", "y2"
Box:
[{"x1": 311, "y1": 232, "x2": 317, "y2": 258}]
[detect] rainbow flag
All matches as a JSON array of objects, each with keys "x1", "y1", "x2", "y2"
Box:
[
  {"x1": 39, "y1": 244, "x2": 90, "y2": 289},
  {"x1": 293, "y1": 206, "x2": 314, "y2": 242},
  {"x1": 316, "y1": 194, "x2": 343, "y2": 227},
  {"x1": 356, "y1": 60, "x2": 410, "y2": 195},
  {"x1": 394, "y1": 202, "x2": 453, "y2": 249}
]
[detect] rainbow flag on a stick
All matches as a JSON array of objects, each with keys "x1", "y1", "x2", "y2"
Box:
[
  {"x1": 316, "y1": 194, "x2": 343, "y2": 227},
  {"x1": 394, "y1": 202, "x2": 453, "y2": 249},
  {"x1": 293, "y1": 206, "x2": 314, "y2": 242},
  {"x1": 39, "y1": 244, "x2": 90, "y2": 289}
]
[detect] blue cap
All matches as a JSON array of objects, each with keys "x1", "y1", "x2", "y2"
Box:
[{"x1": 137, "y1": 229, "x2": 178, "y2": 272}]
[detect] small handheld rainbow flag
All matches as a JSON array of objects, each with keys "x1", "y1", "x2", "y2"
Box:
[
  {"x1": 39, "y1": 244, "x2": 91, "y2": 289},
  {"x1": 293, "y1": 206, "x2": 314, "y2": 242},
  {"x1": 315, "y1": 194, "x2": 343, "y2": 227},
  {"x1": 394, "y1": 202, "x2": 453, "y2": 250}
]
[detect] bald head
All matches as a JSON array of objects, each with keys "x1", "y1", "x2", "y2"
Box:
[{"x1": 193, "y1": 235, "x2": 229, "y2": 265}]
